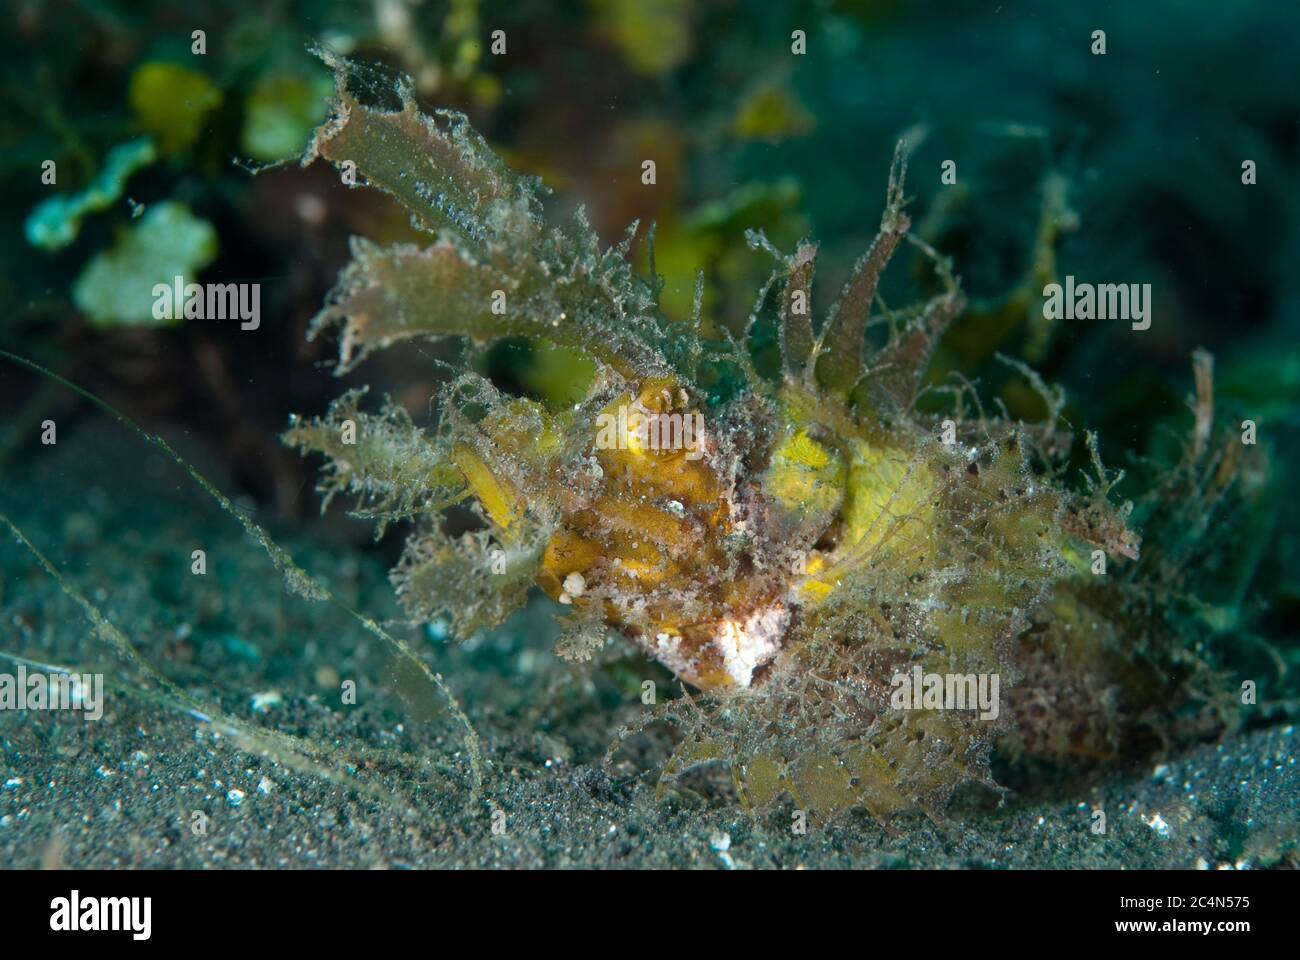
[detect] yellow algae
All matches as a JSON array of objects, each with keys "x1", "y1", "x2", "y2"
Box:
[
  {"x1": 840, "y1": 441, "x2": 936, "y2": 560},
  {"x1": 451, "y1": 443, "x2": 523, "y2": 536}
]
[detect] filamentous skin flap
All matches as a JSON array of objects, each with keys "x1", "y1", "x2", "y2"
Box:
[{"x1": 285, "y1": 50, "x2": 1254, "y2": 824}]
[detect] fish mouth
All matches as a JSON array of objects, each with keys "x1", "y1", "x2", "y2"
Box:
[{"x1": 640, "y1": 602, "x2": 792, "y2": 692}]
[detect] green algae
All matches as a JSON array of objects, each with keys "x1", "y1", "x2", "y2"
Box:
[
  {"x1": 70, "y1": 201, "x2": 218, "y2": 329},
  {"x1": 242, "y1": 67, "x2": 334, "y2": 162},
  {"x1": 24, "y1": 138, "x2": 157, "y2": 252},
  {"x1": 127, "y1": 62, "x2": 223, "y2": 156}
]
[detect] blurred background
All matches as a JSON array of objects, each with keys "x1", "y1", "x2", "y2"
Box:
[{"x1": 1, "y1": 0, "x2": 1296, "y2": 649}]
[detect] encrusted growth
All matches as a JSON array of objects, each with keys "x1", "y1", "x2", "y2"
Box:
[{"x1": 286, "y1": 52, "x2": 1257, "y2": 825}]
